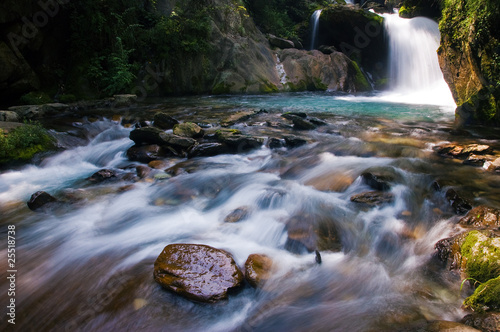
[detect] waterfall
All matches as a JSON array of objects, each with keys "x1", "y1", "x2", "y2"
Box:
[
  {"x1": 310, "y1": 9, "x2": 322, "y2": 50},
  {"x1": 275, "y1": 54, "x2": 288, "y2": 85},
  {"x1": 381, "y1": 14, "x2": 455, "y2": 107}
]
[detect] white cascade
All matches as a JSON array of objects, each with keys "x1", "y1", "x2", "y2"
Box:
[
  {"x1": 310, "y1": 9, "x2": 322, "y2": 50},
  {"x1": 381, "y1": 13, "x2": 455, "y2": 107}
]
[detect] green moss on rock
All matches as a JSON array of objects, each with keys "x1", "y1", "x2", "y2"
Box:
[
  {"x1": 351, "y1": 61, "x2": 371, "y2": 92},
  {"x1": 0, "y1": 123, "x2": 55, "y2": 164},
  {"x1": 464, "y1": 275, "x2": 500, "y2": 313},
  {"x1": 460, "y1": 231, "x2": 500, "y2": 283}
]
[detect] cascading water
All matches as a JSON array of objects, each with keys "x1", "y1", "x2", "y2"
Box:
[
  {"x1": 310, "y1": 9, "x2": 322, "y2": 50},
  {"x1": 381, "y1": 13, "x2": 456, "y2": 107}
]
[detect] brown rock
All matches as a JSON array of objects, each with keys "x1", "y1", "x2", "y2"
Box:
[
  {"x1": 136, "y1": 165, "x2": 152, "y2": 179},
  {"x1": 153, "y1": 244, "x2": 244, "y2": 303},
  {"x1": 224, "y1": 206, "x2": 251, "y2": 223},
  {"x1": 88, "y1": 169, "x2": 117, "y2": 182},
  {"x1": 173, "y1": 122, "x2": 204, "y2": 139},
  {"x1": 459, "y1": 206, "x2": 500, "y2": 229},
  {"x1": 245, "y1": 254, "x2": 273, "y2": 288},
  {"x1": 148, "y1": 160, "x2": 169, "y2": 169},
  {"x1": 445, "y1": 189, "x2": 472, "y2": 215},
  {"x1": 27, "y1": 191, "x2": 57, "y2": 211},
  {"x1": 350, "y1": 191, "x2": 394, "y2": 206},
  {"x1": 461, "y1": 312, "x2": 500, "y2": 332},
  {"x1": 305, "y1": 172, "x2": 354, "y2": 192},
  {"x1": 153, "y1": 112, "x2": 179, "y2": 130}
]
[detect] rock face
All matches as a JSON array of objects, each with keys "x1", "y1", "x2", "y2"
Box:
[
  {"x1": 438, "y1": 0, "x2": 500, "y2": 126},
  {"x1": 317, "y1": 4, "x2": 388, "y2": 85},
  {"x1": 277, "y1": 49, "x2": 371, "y2": 92},
  {"x1": 153, "y1": 243, "x2": 244, "y2": 303}
]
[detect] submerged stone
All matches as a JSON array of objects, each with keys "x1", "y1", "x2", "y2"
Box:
[
  {"x1": 224, "y1": 206, "x2": 251, "y2": 223},
  {"x1": 153, "y1": 243, "x2": 244, "y2": 303},
  {"x1": 244, "y1": 254, "x2": 273, "y2": 288},
  {"x1": 27, "y1": 191, "x2": 57, "y2": 211},
  {"x1": 350, "y1": 191, "x2": 394, "y2": 206}
]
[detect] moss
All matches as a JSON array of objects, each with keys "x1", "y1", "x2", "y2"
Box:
[
  {"x1": 464, "y1": 276, "x2": 500, "y2": 313},
  {"x1": 351, "y1": 61, "x2": 371, "y2": 92},
  {"x1": 259, "y1": 81, "x2": 278, "y2": 93},
  {"x1": 460, "y1": 231, "x2": 500, "y2": 283},
  {"x1": 20, "y1": 91, "x2": 53, "y2": 105},
  {"x1": 0, "y1": 123, "x2": 55, "y2": 164},
  {"x1": 285, "y1": 80, "x2": 307, "y2": 92},
  {"x1": 313, "y1": 77, "x2": 328, "y2": 91},
  {"x1": 212, "y1": 82, "x2": 232, "y2": 95},
  {"x1": 215, "y1": 129, "x2": 241, "y2": 140}
]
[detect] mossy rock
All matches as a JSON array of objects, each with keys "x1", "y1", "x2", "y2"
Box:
[
  {"x1": 460, "y1": 231, "x2": 500, "y2": 283},
  {"x1": 464, "y1": 275, "x2": 500, "y2": 313},
  {"x1": 0, "y1": 123, "x2": 55, "y2": 164}
]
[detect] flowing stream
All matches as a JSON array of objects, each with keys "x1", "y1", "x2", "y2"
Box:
[{"x1": 1, "y1": 12, "x2": 500, "y2": 332}]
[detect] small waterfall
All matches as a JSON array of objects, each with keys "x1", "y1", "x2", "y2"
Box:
[
  {"x1": 275, "y1": 54, "x2": 288, "y2": 85},
  {"x1": 382, "y1": 14, "x2": 455, "y2": 107},
  {"x1": 310, "y1": 9, "x2": 322, "y2": 50}
]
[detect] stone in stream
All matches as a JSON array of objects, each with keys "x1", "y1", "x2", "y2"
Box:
[
  {"x1": 153, "y1": 112, "x2": 179, "y2": 130},
  {"x1": 221, "y1": 110, "x2": 256, "y2": 127},
  {"x1": 27, "y1": 191, "x2": 57, "y2": 211},
  {"x1": 267, "y1": 137, "x2": 285, "y2": 149},
  {"x1": 361, "y1": 172, "x2": 391, "y2": 191},
  {"x1": 445, "y1": 189, "x2": 472, "y2": 215},
  {"x1": 461, "y1": 312, "x2": 500, "y2": 332},
  {"x1": 88, "y1": 169, "x2": 117, "y2": 183},
  {"x1": 224, "y1": 206, "x2": 251, "y2": 223},
  {"x1": 283, "y1": 135, "x2": 307, "y2": 148},
  {"x1": 173, "y1": 122, "x2": 204, "y2": 139},
  {"x1": 244, "y1": 254, "x2": 273, "y2": 288},
  {"x1": 187, "y1": 143, "x2": 229, "y2": 158},
  {"x1": 463, "y1": 154, "x2": 489, "y2": 166},
  {"x1": 459, "y1": 205, "x2": 500, "y2": 229},
  {"x1": 127, "y1": 144, "x2": 165, "y2": 163},
  {"x1": 153, "y1": 244, "x2": 244, "y2": 303},
  {"x1": 129, "y1": 127, "x2": 168, "y2": 145},
  {"x1": 350, "y1": 191, "x2": 394, "y2": 206},
  {"x1": 291, "y1": 117, "x2": 317, "y2": 130}
]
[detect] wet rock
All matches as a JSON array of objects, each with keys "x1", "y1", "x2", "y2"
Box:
[
  {"x1": 283, "y1": 135, "x2": 307, "y2": 148},
  {"x1": 88, "y1": 169, "x2": 117, "y2": 182},
  {"x1": 350, "y1": 191, "x2": 394, "y2": 206},
  {"x1": 221, "y1": 110, "x2": 255, "y2": 127},
  {"x1": 148, "y1": 160, "x2": 169, "y2": 169},
  {"x1": 445, "y1": 189, "x2": 472, "y2": 215},
  {"x1": 282, "y1": 112, "x2": 307, "y2": 120},
  {"x1": 153, "y1": 112, "x2": 179, "y2": 130},
  {"x1": 0, "y1": 110, "x2": 19, "y2": 122},
  {"x1": 127, "y1": 144, "x2": 165, "y2": 163},
  {"x1": 136, "y1": 165, "x2": 152, "y2": 179},
  {"x1": 27, "y1": 191, "x2": 57, "y2": 211},
  {"x1": 436, "y1": 144, "x2": 464, "y2": 158},
  {"x1": 284, "y1": 212, "x2": 342, "y2": 254},
  {"x1": 292, "y1": 117, "x2": 317, "y2": 130},
  {"x1": 361, "y1": 172, "x2": 391, "y2": 191},
  {"x1": 224, "y1": 206, "x2": 251, "y2": 223},
  {"x1": 461, "y1": 312, "x2": 500, "y2": 332},
  {"x1": 308, "y1": 117, "x2": 328, "y2": 126},
  {"x1": 485, "y1": 158, "x2": 500, "y2": 173},
  {"x1": 153, "y1": 243, "x2": 244, "y2": 303},
  {"x1": 129, "y1": 127, "x2": 168, "y2": 145},
  {"x1": 162, "y1": 134, "x2": 197, "y2": 154},
  {"x1": 318, "y1": 45, "x2": 337, "y2": 54},
  {"x1": 268, "y1": 34, "x2": 295, "y2": 49},
  {"x1": 188, "y1": 143, "x2": 229, "y2": 158},
  {"x1": 462, "y1": 144, "x2": 493, "y2": 156},
  {"x1": 459, "y1": 206, "x2": 500, "y2": 229},
  {"x1": 463, "y1": 154, "x2": 488, "y2": 166},
  {"x1": 215, "y1": 129, "x2": 263, "y2": 153},
  {"x1": 305, "y1": 172, "x2": 354, "y2": 192},
  {"x1": 408, "y1": 320, "x2": 481, "y2": 331},
  {"x1": 112, "y1": 94, "x2": 137, "y2": 107},
  {"x1": 244, "y1": 254, "x2": 273, "y2": 288},
  {"x1": 315, "y1": 250, "x2": 322, "y2": 264},
  {"x1": 173, "y1": 122, "x2": 204, "y2": 139},
  {"x1": 267, "y1": 137, "x2": 285, "y2": 149}
]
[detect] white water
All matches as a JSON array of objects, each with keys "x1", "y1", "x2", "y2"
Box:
[
  {"x1": 275, "y1": 54, "x2": 288, "y2": 85},
  {"x1": 338, "y1": 14, "x2": 456, "y2": 109},
  {"x1": 310, "y1": 9, "x2": 322, "y2": 50}
]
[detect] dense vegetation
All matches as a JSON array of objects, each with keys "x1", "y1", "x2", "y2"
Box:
[
  {"x1": 0, "y1": 123, "x2": 55, "y2": 164},
  {"x1": 65, "y1": 0, "x2": 211, "y2": 98},
  {"x1": 398, "y1": 0, "x2": 442, "y2": 19}
]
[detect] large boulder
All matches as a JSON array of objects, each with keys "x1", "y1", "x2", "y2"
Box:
[
  {"x1": 277, "y1": 48, "x2": 371, "y2": 92},
  {"x1": 153, "y1": 243, "x2": 244, "y2": 302},
  {"x1": 173, "y1": 122, "x2": 204, "y2": 138},
  {"x1": 438, "y1": 0, "x2": 500, "y2": 126}
]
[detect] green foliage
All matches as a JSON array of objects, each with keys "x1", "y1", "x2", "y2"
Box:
[
  {"x1": 0, "y1": 123, "x2": 55, "y2": 164},
  {"x1": 464, "y1": 275, "x2": 500, "y2": 312},
  {"x1": 67, "y1": 0, "x2": 211, "y2": 98},
  {"x1": 20, "y1": 92, "x2": 52, "y2": 105},
  {"x1": 243, "y1": 0, "x2": 316, "y2": 38},
  {"x1": 399, "y1": 0, "x2": 443, "y2": 19}
]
